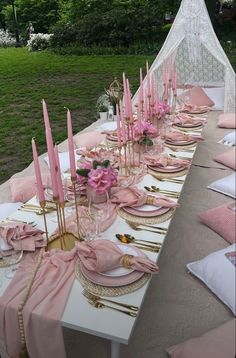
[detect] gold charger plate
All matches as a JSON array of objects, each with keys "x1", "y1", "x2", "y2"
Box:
[
  {"x1": 118, "y1": 207, "x2": 175, "y2": 225},
  {"x1": 172, "y1": 124, "x2": 203, "y2": 132},
  {"x1": 148, "y1": 166, "x2": 189, "y2": 179},
  {"x1": 0, "y1": 250, "x2": 23, "y2": 268},
  {"x1": 47, "y1": 231, "x2": 80, "y2": 251}
]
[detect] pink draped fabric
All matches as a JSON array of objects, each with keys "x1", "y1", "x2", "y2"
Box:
[
  {"x1": 111, "y1": 187, "x2": 179, "y2": 208},
  {"x1": 0, "y1": 249, "x2": 76, "y2": 358}
]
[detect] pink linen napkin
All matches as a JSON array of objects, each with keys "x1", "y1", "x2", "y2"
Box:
[
  {"x1": 0, "y1": 222, "x2": 45, "y2": 251},
  {"x1": 181, "y1": 103, "x2": 211, "y2": 112},
  {"x1": 74, "y1": 131, "x2": 106, "y2": 149},
  {"x1": 165, "y1": 131, "x2": 204, "y2": 143},
  {"x1": 174, "y1": 113, "x2": 207, "y2": 125},
  {"x1": 0, "y1": 249, "x2": 76, "y2": 358},
  {"x1": 76, "y1": 239, "x2": 159, "y2": 273},
  {"x1": 10, "y1": 174, "x2": 49, "y2": 203},
  {"x1": 111, "y1": 187, "x2": 179, "y2": 208},
  {"x1": 143, "y1": 154, "x2": 190, "y2": 168}
]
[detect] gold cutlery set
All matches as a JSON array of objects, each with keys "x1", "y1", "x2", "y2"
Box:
[
  {"x1": 18, "y1": 203, "x2": 55, "y2": 215},
  {"x1": 116, "y1": 234, "x2": 162, "y2": 252},
  {"x1": 144, "y1": 186, "x2": 180, "y2": 198},
  {"x1": 82, "y1": 289, "x2": 138, "y2": 317}
]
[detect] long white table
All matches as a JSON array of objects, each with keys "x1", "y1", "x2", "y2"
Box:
[{"x1": 0, "y1": 142, "x2": 195, "y2": 358}]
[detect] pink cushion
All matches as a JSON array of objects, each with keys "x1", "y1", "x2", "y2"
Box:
[
  {"x1": 10, "y1": 174, "x2": 49, "y2": 203},
  {"x1": 217, "y1": 113, "x2": 236, "y2": 129},
  {"x1": 214, "y1": 148, "x2": 236, "y2": 170},
  {"x1": 199, "y1": 202, "x2": 236, "y2": 244},
  {"x1": 167, "y1": 319, "x2": 235, "y2": 358},
  {"x1": 74, "y1": 131, "x2": 106, "y2": 149},
  {"x1": 184, "y1": 86, "x2": 215, "y2": 107}
]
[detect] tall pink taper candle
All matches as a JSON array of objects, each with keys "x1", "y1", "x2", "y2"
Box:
[
  {"x1": 126, "y1": 79, "x2": 133, "y2": 120},
  {"x1": 137, "y1": 100, "x2": 142, "y2": 133},
  {"x1": 42, "y1": 99, "x2": 51, "y2": 130},
  {"x1": 32, "y1": 138, "x2": 45, "y2": 202},
  {"x1": 116, "y1": 104, "x2": 122, "y2": 147},
  {"x1": 67, "y1": 109, "x2": 76, "y2": 178},
  {"x1": 54, "y1": 145, "x2": 64, "y2": 203},
  {"x1": 46, "y1": 128, "x2": 58, "y2": 198},
  {"x1": 122, "y1": 72, "x2": 128, "y2": 118},
  {"x1": 139, "y1": 68, "x2": 143, "y2": 103},
  {"x1": 120, "y1": 100, "x2": 126, "y2": 143},
  {"x1": 146, "y1": 61, "x2": 151, "y2": 98}
]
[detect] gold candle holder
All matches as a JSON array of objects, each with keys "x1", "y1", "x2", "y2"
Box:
[
  {"x1": 71, "y1": 176, "x2": 80, "y2": 236},
  {"x1": 39, "y1": 200, "x2": 49, "y2": 245},
  {"x1": 53, "y1": 196, "x2": 64, "y2": 250}
]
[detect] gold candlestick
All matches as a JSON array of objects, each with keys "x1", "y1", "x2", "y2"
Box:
[
  {"x1": 53, "y1": 197, "x2": 64, "y2": 250},
  {"x1": 71, "y1": 176, "x2": 80, "y2": 236},
  {"x1": 39, "y1": 200, "x2": 49, "y2": 245}
]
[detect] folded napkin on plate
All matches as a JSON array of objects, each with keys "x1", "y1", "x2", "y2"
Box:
[
  {"x1": 111, "y1": 187, "x2": 179, "y2": 208},
  {"x1": 181, "y1": 103, "x2": 211, "y2": 112},
  {"x1": 0, "y1": 222, "x2": 45, "y2": 251},
  {"x1": 143, "y1": 154, "x2": 190, "y2": 168},
  {"x1": 165, "y1": 131, "x2": 204, "y2": 143},
  {"x1": 174, "y1": 113, "x2": 207, "y2": 125},
  {"x1": 76, "y1": 239, "x2": 159, "y2": 273}
]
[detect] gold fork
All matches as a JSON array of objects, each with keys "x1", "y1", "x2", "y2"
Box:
[
  {"x1": 82, "y1": 290, "x2": 139, "y2": 312},
  {"x1": 126, "y1": 221, "x2": 167, "y2": 235},
  {"x1": 156, "y1": 178, "x2": 184, "y2": 184},
  {"x1": 87, "y1": 299, "x2": 137, "y2": 317}
]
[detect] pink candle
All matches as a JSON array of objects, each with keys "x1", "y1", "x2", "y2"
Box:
[
  {"x1": 173, "y1": 71, "x2": 177, "y2": 95},
  {"x1": 42, "y1": 99, "x2": 51, "y2": 130},
  {"x1": 146, "y1": 61, "x2": 151, "y2": 98},
  {"x1": 32, "y1": 138, "x2": 45, "y2": 203},
  {"x1": 139, "y1": 68, "x2": 143, "y2": 103},
  {"x1": 67, "y1": 109, "x2": 76, "y2": 178},
  {"x1": 122, "y1": 72, "x2": 128, "y2": 118},
  {"x1": 120, "y1": 100, "x2": 126, "y2": 143},
  {"x1": 46, "y1": 128, "x2": 58, "y2": 198},
  {"x1": 137, "y1": 101, "x2": 142, "y2": 133},
  {"x1": 116, "y1": 104, "x2": 122, "y2": 147},
  {"x1": 54, "y1": 145, "x2": 64, "y2": 203},
  {"x1": 126, "y1": 79, "x2": 133, "y2": 121}
]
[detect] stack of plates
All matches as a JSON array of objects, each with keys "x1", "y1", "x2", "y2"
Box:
[
  {"x1": 148, "y1": 164, "x2": 187, "y2": 174},
  {"x1": 165, "y1": 138, "x2": 196, "y2": 146}
]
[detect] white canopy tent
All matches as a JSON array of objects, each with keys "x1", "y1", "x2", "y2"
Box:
[{"x1": 132, "y1": 0, "x2": 235, "y2": 112}]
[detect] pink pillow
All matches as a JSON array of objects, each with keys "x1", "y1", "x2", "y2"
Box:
[
  {"x1": 217, "y1": 113, "x2": 236, "y2": 129},
  {"x1": 199, "y1": 202, "x2": 236, "y2": 244},
  {"x1": 10, "y1": 174, "x2": 49, "y2": 203},
  {"x1": 184, "y1": 86, "x2": 215, "y2": 107},
  {"x1": 74, "y1": 131, "x2": 106, "y2": 149},
  {"x1": 167, "y1": 319, "x2": 235, "y2": 358},
  {"x1": 214, "y1": 148, "x2": 236, "y2": 170}
]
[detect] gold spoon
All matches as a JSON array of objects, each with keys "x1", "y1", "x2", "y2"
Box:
[{"x1": 116, "y1": 234, "x2": 162, "y2": 247}]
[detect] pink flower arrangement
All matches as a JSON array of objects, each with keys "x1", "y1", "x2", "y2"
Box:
[
  {"x1": 133, "y1": 121, "x2": 158, "y2": 142},
  {"x1": 76, "y1": 160, "x2": 118, "y2": 194},
  {"x1": 155, "y1": 101, "x2": 170, "y2": 119}
]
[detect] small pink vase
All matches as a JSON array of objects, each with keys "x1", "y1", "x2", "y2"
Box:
[{"x1": 86, "y1": 186, "x2": 110, "y2": 204}]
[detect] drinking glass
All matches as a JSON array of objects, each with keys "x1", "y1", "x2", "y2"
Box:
[{"x1": 88, "y1": 190, "x2": 110, "y2": 238}]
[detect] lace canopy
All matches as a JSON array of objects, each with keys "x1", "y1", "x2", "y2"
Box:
[{"x1": 132, "y1": 0, "x2": 235, "y2": 112}]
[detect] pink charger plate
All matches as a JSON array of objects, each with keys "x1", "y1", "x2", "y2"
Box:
[
  {"x1": 148, "y1": 164, "x2": 187, "y2": 173},
  {"x1": 174, "y1": 122, "x2": 202, "y2": 128},
  {"x1": 106, "y1": 134, "x2": 118, "y2": 142},
  {"x1": 122, "y1": 205, "x2": 170, "y2": 218},
  {"x1": 185, "y1": 109, "x2": 208, "y2": 114},
  {"x1": 165, "y1": 138, "x2": 196, "y2": 146},
  {"x1": 80, "y1": 244, "x2": 146, "y2": 287}
]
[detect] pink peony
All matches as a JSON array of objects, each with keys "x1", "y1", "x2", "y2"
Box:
[{"x1": 88, "y1": 166, "x2": 118, "y2": 194}]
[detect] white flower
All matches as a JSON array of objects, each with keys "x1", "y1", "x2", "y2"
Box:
[
  {"x1": 27, "y1": 33, "x2": 53, "y2": 51},
  {"x1": 0, "y1": 29, "x2": 16, "y2": 47}
]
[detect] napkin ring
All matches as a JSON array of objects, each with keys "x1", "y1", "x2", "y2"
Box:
[
  {"x1": 121, "y1": 254, "x2": 133, "y2": 268},
  {"x1": 146, "y1": 196, "x2": 155, "y2": 205}
]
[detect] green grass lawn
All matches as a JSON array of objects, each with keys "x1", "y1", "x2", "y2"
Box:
[{"x1": 0, "y1": 47, "x2": 155, "y2": 184}]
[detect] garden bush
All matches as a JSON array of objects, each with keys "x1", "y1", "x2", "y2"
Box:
[
  {"x1": 0, "y1": 29, "x2": 15, "y2": 47},
  {"x1": 27, "y1": 33, "x2": 53, "y2": 51}
]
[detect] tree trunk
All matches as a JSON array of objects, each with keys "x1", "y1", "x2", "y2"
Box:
[{"x1": 11, "y1": 0, "x2": 20, "y2": 46}]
